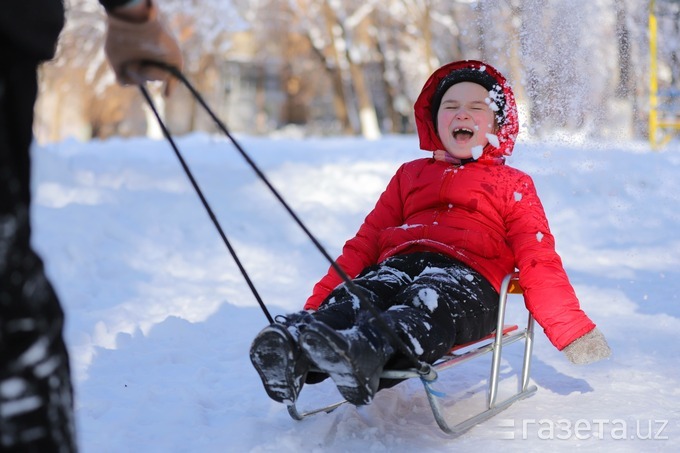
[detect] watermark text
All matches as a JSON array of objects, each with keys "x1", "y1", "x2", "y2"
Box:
[{"x1": 497, "y1": 418, "x2": 670, "y2": 441}]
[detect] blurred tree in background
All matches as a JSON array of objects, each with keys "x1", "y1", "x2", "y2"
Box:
[{"x1": 34, "y1": 0, "x2": 677, "y2": 143}]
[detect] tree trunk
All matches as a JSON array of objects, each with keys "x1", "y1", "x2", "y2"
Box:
[
  {"x1": 324, "y1": 3, "x2": 380, "y2": 139},
  {"x1": 373, "y1": 14, "x2": 404, "y2": 134},
  {"x1": 507, "y1": 3, "x2": 529, "y2": 129},
  {"x1": 143, "y1": 87, "x2": 165, "y2": 139},
  {"x1": 348, "y1": 60, "x2": 381, "y2": 139},
  {"x1": 421, "y1": 3, "x2": 437, "y2": 74},
  {"x1": 323, "y1": 2, "x2": 360, "y2": 134},
  {"x1": 308, "y1": 43, "x2": 353, "y2": 134},
  {"x1": 615, "y1": 1, "x2": 632, "y2": 98}
]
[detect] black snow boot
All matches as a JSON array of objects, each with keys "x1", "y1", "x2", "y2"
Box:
[
  {"x1": 299, "y1": 320, "x2": 394, "y2": 406},
  {"x1": 249, "y1": 312, "x2": 314, "y2": 404}
]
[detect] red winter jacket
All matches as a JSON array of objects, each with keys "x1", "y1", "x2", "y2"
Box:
[{"x1": 304, "y1": 61, "x2": 595, "y2": 351}]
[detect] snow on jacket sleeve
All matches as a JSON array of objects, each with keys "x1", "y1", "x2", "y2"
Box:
[
  {"x1": 304, "y1": 164, "x2": 407, "y2": 310},
  {"x1": 505, "y1": 173, "x2": 595, "y2": 350}
]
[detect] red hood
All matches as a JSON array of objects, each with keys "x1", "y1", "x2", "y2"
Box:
[{"x1": 414, "y1": 60, "x2": 519, "y2": 161}]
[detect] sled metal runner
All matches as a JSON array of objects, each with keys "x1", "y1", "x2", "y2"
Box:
[{"x1": 287, "y1": 272, "x2": 537, "y2": 437}]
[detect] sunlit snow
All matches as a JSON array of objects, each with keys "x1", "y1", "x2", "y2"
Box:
[{"x1": 31, "y1": 133, "x2": 680, "y2": 452}]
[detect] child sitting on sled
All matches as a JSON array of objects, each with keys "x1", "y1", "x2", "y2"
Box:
[{"x1": 249, "y1": 60, "x2": 611, "y2": 407}]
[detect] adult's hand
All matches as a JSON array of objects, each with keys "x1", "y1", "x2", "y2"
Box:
[{"x1": 104, "y1": 0, "x2": 182, "y2": 95}]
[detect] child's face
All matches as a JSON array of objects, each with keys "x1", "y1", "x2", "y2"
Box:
[{"x1": 436, "y1": 82, "x2": 497, "y2": 159}]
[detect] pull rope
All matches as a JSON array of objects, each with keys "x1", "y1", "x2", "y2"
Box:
[
  {"x1": 138, "y1": 85, "x2": 274, "y2": 325},
  {"x1": 138, "y1": 63, "x2": 430, "y2": 373}
]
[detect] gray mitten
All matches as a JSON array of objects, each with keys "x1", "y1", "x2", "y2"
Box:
[{"x1": 563, "y1": 328, "x2": 611, "y2": 365}]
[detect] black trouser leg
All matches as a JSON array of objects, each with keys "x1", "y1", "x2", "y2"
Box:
[
  {"x1": 385, "y1": 260, "x2": 498, "y2": 363},
  {"x1": 0, "y1": 64, "x2": 77, "y2": 452},
  {"x1": 312, "y1": 260, "x2": 413, "y2": 330},
  {"x1": 314, "y1": 252, "x2": 498, "y2": 364}
]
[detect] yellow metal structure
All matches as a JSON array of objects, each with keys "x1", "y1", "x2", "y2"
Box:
[{"x1": 649, "y1": 0, "x2": 680, "y2": 148}]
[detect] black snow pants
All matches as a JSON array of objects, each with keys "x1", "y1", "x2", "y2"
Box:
[
  {"x1": 312, "y1": 252, "x2": 499, "y2": 368},
  {"x1": 0, "y1": 62, "x2": 77, "y2": 452}
]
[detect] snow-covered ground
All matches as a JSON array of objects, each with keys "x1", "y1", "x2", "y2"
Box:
[{"x1": 31, "y1": 133, "x2": 680, "y2": 452}]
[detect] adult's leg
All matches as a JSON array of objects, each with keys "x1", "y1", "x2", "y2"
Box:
[{"x1": 0, "y1": 64, "x2": 77, "y2": 451}]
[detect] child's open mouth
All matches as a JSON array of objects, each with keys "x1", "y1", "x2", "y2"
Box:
[{"x1": 453, "y1": 127, "x2": 474, "y2": 143}]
